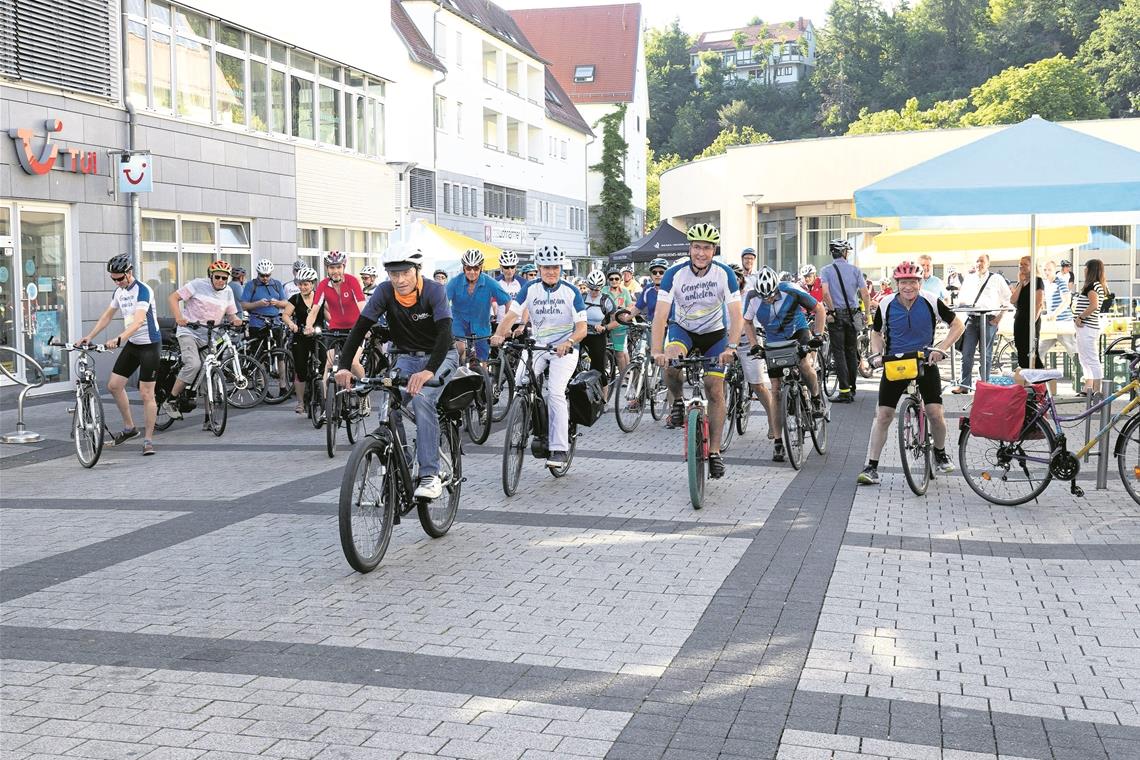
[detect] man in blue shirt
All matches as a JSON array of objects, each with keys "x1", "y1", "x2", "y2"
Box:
[
  {"x1": 447, "y1": 249, "x2": 511, "y2": 364},
  {"x1": 918, "y1": 255, "x2": 947, "y2": 300},
  {"x1": 241, "y1": 258, "x2": 289, "y2": 358},
  {"x1": 633, "y1": 257, "x2": 668, "y2": 322},
  {"x1": 820, "y1": 239, "x2": 871, "y2": 403}
]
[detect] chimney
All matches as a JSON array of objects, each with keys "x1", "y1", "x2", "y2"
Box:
[{"x1": 797, "y1": 17, "x2": 805, "y2": 30}]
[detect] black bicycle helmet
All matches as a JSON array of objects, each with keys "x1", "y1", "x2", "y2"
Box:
[{"x1": 106, "y1": 254, "x2": 133, "y2": 274}]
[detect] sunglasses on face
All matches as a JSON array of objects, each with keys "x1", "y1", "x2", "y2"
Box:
[
  {"x1": 463, "y1": 266, "x2": 481, "y2": 272},
  {"x1": 651, "y1": 270, "x2": 665, "y2": 275},
  {"x1": 212, "y1": 274, "x2": 230, "y2": 282},
  {"x1": 608, "y1": 277, "x2": 620, "y2": 282},
  {"x1": 501, "y1": 266, "x2": 516, "y2": 270},
  {"x1": 110, "y1": 274, "x2": 127, "y2": 283}
]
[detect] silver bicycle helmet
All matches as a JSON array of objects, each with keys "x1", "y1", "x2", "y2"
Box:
[{"x1": 754, "y1": 267, "x2": 779, "y2": 298}]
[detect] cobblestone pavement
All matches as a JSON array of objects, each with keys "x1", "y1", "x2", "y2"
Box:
[{"x1": 2, "y1": 375, "x2": 1138, "y2": 760}]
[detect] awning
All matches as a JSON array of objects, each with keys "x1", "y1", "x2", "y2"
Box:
[
  {"x1": 423, "y1": 222, "x2": 501, "y2": 269},
  {"x1": 873, "y1": 225, "x2": 1090, "y2": 254}
]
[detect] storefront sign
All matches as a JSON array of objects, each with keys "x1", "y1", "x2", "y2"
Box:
[
  {"x1": 118, "y1": 153, "x2": 153, "y2": 193},
  {"x1": 7, "y1": 119, "x2": 99, "y2": 176},
  {"x1": 485, "y1": 224, "x2": 526, "y2": 246}
]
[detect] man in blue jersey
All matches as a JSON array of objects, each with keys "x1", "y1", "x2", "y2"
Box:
[
  {"x1": 492, "y1": 244, "x2": 587, "y2": 470},
  {"x1": 651, "y1": 224, "x2": 743, "y2": 480},
  {"x1": 447, "y1": 249, "x2": 511, "y2": 364},
  {"x1": 632, "y1": 257, "x2": 668, "y2": 322},
  {"x1": 76, "y1": 255, "x2": 163, "y2": 455}
]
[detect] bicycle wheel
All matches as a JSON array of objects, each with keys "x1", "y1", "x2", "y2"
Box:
[
  {"x1": 464, "y1": 370, "x2": 492, "y2": 445},
  {"x1": 1116, "y1": 413, "x2": 1140, "y2": 506},
  {"x1": 821, "y1": 345, "x2": 839, "y2": 397},
  {"x1": 73, "y1": 385, "x2": 104, "y2": 468},
  {"x1": 262, "y1": 349, "x2": 294, "y2": 405},
  {"x1": 781, "y1": 383, "x2": 805, "y2": 470},
  {"x1": 224, "y1": 355, "x2": 269, "y2": 408},
  {"x1": 958, "y1": 417, "x2": 1055, "y2": 505},
  {"x1": 648, "y1": 365, "x2": 667, "y2": 421},
  {"x1": 736, "y1": 385, "x2": 752, "y2": 436},
  {"x1": 308, "y1": 377, "x2": 324, "y2": 429},
  {"x1": 686, "y1": 408, "x2": 706, "y2": 510},
  {"x1": 206, "y1": 369, "x2": 228, "y2": 437},
  {"x1": 344, "y1": 392, "x2": 364, "y2": 445},
  {"x1": 325, "y1": 378, "x2": 340, "y2": 457},
  {"x1": 994, "y1": 337, "x2": 1015, "y2": 375},
  {"x1": 721, "y1": 375, "x2": 737, "y2": 452},
  {"x1": 604, "y1": 351, "x2": 617, "y2": 387},
  {"x1": 501, "y1": 396, "x2": 528, "y2": 496},
  {"x1": 550, "y1": 422, "x2": 577, "y2": 478},
  {"x1": 338, "y1": 435, "x2": 396, "y2": 573},
  {"x1": 489, "y1": 358, "x2": 515, "y2": 423},
  {"x1": 615, "y1": 362, "x2": 646, "y2": 433},
  {"x1": 896, "y1": 395, "x2": 930, "y2": 496},
  {"x1": 419, "y1": 422, "x2": 461, "y2": 536},
  {"x1": 810, "y1": 391, "x2": 829, "y2": 456}
]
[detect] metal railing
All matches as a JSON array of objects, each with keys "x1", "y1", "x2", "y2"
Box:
[{"x1": 0, "y1": 346, "x2": 46, "y2": 444}]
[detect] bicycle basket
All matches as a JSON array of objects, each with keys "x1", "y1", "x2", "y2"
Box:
[
  {"x1": 883, "y1": 351, "x2": 924, "y2": 382},
  {"x1": 568, "y1": 369, "x2": 606, "y2": 427},
  {"x1": 437, "y1": 370, "x2": 484, "y2": 415},
  {"x1": 765, "y1": 340, "x2": 800, "y2": 370}
]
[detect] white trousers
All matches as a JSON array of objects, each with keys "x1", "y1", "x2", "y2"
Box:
[
  {"x1": 516, "y1": 349, "x2": 578, "y2": 453},
  {"x1": 1075, "y1": 324, "x2": 1103, "y2": 381}
]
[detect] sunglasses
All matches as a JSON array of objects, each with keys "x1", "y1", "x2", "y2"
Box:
[
  {"x1": 608, "y1": 276, "x2": 620, "y2": 281},
  {"x1": 212, "y1": 274, "x2": 230, "y2": 282},
  {"x1": 501, "y1": 265, "x2": 516, "y2": 269},
  {"x1": 463, "y1": 266, "x2": 481, "y2": 272},
  {"x1": 650, "y1": 269, "x2": 665, "y2": 275},
  {"x1": 110, "y1": 274, "x2": 127, "y2": 283}
]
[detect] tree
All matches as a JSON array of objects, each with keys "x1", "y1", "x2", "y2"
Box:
[
  {"x1": 1078, "y1": 0, "x2": 1140, "y2": 116},
  {"x1": 645, "y1": 20, "x2": 694, "y2": 151},
  {"x1": 964, "y1": 54, "x2": 1108, "y2": 125},
  {"x1": 646, "y1": 149, "x2": 683, "y2": 230},
  {"x1": 589, "y1": 105, "x2": 634, "y2": 253},
  {"x1": 696, "y1": 126, "x2": 771, "y2": 160},
  {"x1": 748, "y1": 16, "x2": 763, "y2": 26},
  {"x1": 717, "y1": 99, "x2": 761, "y2": 130},
  {"x1": 812, "y1": 0, "x2": 895, "y2": 132},
  {"x1": 986, "y1": 0, "x2": 1120, "y2": 68},
  {"x1": 732, "y1": 30, "x2": 747, "y2": 49},
  {"x1": 846, "y1": 97, "x2": 969, "y2": 133}
]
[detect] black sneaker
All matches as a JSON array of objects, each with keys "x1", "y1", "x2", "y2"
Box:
[
  {"x1": 546, "y1": 450, "x2": 568, "y2": 468},
  {"x1": 708, "y1": 453, "x2": 726, "y2": 479},
  {"x1": 935, "y1": 451, "x2": 955, "y2": 473},
  {"x1": 111, "y1": 427, "x2": 139, "y2": 446},
  {"x1": 857, "y1": 465, "x2": 880, "y2": 485},
  {"x1": 667, "y1": 400, "x2": 685, "y2": 428},
  {"x1": 772, "y1": 440, "x2": 785, "y2": 462},
  {"x1": 811, "y1": 396, "x2": 824, "y2": 419}
]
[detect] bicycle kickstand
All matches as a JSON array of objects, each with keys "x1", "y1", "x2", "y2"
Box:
[{"x1": 1070, "y1": 479, "x2": 1084, "y2": 498}]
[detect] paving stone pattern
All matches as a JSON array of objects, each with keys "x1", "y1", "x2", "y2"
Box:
[{"x1": 2, "y1": 376, "x2": 1138, "y2": 759}]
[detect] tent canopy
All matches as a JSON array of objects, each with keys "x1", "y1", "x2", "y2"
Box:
[
  {"x1": 388, "y1": 220, "x2": 501, "y2": 275},
  {"x1": 872, "y1": 225, "x2": 1089, "y2": 255},
  {"x1": 854, "y1": 116, "x2": 1140, "y2": 218},
  {"x1": 608, "y1": 224, "x2": 689, "y2": 265}
]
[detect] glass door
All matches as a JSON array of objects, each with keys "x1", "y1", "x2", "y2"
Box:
[{"x1": 0, "y1": 206, "x2": 15, "y2": 378}]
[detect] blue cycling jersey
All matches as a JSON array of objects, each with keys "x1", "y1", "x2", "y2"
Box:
[
  {"x1": 446, "y1": 273, "x2": 511, "y2": 332},
  {"x1": 744, "y1": 282, "x2": 816, "y2": 341},
  {"x1": 241, "y1": 278, "x2": 287, "y2": 327},
  {"x1": 635, "y1": 285, "x2": 660, "y2": 321}
]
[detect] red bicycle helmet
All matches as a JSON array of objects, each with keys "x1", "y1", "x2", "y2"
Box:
[
  {"x1": 893, "y1": 260, "x2": 921, "y2": 280},
  {"x1": 207, "y1": 260, "x2": 232, "y2": 276}
]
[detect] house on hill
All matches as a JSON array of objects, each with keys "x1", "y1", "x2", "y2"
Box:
[{"x1": 689, "y1": 18, "x2": 816, "y2": 87}]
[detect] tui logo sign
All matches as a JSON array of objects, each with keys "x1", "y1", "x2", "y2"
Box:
[{"x1": 7, "y1": 118, "x2": 99, "y2": 176}]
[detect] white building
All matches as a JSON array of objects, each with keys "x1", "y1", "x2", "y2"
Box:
[
  {"x1": 689, "y1": 18, "x2": 816, "y2": 87},
  {"x1": 510, "y1": 3, "x2": 649, "y2": 250}
]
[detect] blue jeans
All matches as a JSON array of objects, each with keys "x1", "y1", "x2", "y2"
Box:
[
  {"x1": 959, "y1": 317, "x2": 998, "y2": 387},
  {"x1": 394, "y1": 350, "x2": 458, "y2": 478}
]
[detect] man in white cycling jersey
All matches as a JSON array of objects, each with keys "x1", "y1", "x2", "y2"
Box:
[{"x1": 651, "y1": 223, "x2": 743, "y2": 480}]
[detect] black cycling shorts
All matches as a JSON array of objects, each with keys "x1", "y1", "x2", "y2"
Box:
[
  {"x1": 878, "y1": 364, "x2": 943, "y2": 409},
  {"x1": 767, "y1": 329, "x2": 811, "y2": 379},
  {"x1": 112, "y1": 341, "x2": 162, "y2": 383}
]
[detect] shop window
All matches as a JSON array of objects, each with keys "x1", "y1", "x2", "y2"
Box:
[
  {"x1": 291, "y1": 75, "x2": 315, "y2": 139},
  {"x1": 143, "y1": 217, "x2": 177, "y2": 243},
  {"x1": 323, "y1": 227, "x2": 346, "y2": 250},
  {"x1": 182, "y1": 220, "x2": 215, "y2": 245},
  {"x1": 215, "y1": 52, "x2": 246, "y2": 125},
  {"x1": 141, "y1": 251, "x2": 179, "y2": 317},
  {"x1": 250, "y1": 61, "x2": 268, "y2": 131},
  {"x1": 319, "y1": 85, "x2": 341, "y2": 145}
]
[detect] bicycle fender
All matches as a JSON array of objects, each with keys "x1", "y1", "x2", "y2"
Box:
[{"x1": 1114, "y1": 415, "x2": 1138, "y2": 457}]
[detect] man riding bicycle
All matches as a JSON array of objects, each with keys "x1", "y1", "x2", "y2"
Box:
[
  {"x1": 651, "y1": 223, "x2": 743, "y2": 480},
  {"x1": 491, "y1": 244, "x2": 587, "y2": 470},
  {"x1": 165, "y1": 260, "x2": 244, "y2": 420},
  {"x1": 305, "y1": 251, "x2": 367, "y2": 381},
  {"x1": 359, "y1": 265, "x2": 379, "y2": 297},
  {"x1": 632, "y1": 257, "x2": 668, "y2": 322},
  {"x1": 744, "y1": 267, "x2": 827, "y2": 462},
  {"x1": 856, "y1": 260, "x2": 965, "y2": 485},
  {"x1": 77, "y1": 254, "x2": 163, "y2": 454},
  {"x1": 446, "y1": 249, "x2": 511, "y2": 365},
  {"x1": 335, "y1": 244, "x2": 459, "y2": 500}
]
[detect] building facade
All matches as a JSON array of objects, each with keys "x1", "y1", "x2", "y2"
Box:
[{"x1": 689, "y1": 18, "x2": 816, "y2": 87}]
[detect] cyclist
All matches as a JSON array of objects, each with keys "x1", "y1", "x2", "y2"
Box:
[
  {"x1": 606, "y1": 267, "x2": 635, "y2": 378},
  {"x1": 305, "y1": 251, "x2": 367, "y2": 381},
  {"x1": 242, "y1": 258, "x2": 289, "y2": 354},
  {"x1": 820, "y1": 238, "x2": 871, "y2": 404},
  {"x1": 164, "y1": 260, "x2": 244, "y2": 420},
  {"x1": 229, "y1": 266, "x2": 248, "y2": 321},
  {"x1": 335, "y1": 244, "x2": 459, "y2": 500},
  {"x1": 651, "y1": 223, "x2": 742, "y2": 479},
  {"x1": 736, "y1": 269, "x2": 776, "y2": 441},
  {"x1": 447, "y1": 249, "x2": 511, "y2": 364},
  {"x1": 582, "y1": 270, "x2": 617, "y2": 380},
  {"x1": 76, "y1": 254, "x2": 162, "y2": 454},
  {"x1": 284, "y1": 259, "x2": 307, "y2": 298},
  {"x1": 857, "y1": 260, "x2": 964, "y2": 485},
  {"x1": 519, "y1": 263, "x2": 538, "y2": 282},
  {"x1": 632, "y1": 257, "x2": 668, "y2": 322},
  {"x1": 282, "y1": 267, "x2": 324, "y2": 413},
  {"x1": 359, "y1": 265, "x2": 379, "y2": 296},
  {"x1": 494, "y1": 250, "x2": 523, "y2": 322},
  {"x1": 433, "y1": 268, "x2": 449, "y2": 285},
  {"x1": 491, "y1": 244, "x2": 587, "y2": 470},
  {"x1": 800, "y1": 264, "x2": 823, "y2": 301},
  {"x1": 620, "y1": 264, "x2": 641, "y2": 296},
  {"x1": 744, "y1": 267, "x2": 827, "y2": 462}
]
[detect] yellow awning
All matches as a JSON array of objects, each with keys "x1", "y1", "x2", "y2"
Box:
[
  {"x1": 873, "y1": 226, "x2": 1089, "y2": 254},
  {"x1": 423, "y1": 223, "x2": 501, "y2": 269}
]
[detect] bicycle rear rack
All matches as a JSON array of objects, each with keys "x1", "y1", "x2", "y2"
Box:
[{"x1": 0, "y1": 346, "x2": 47, "y2": 444}]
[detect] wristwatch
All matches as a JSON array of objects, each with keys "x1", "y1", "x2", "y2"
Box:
[{"x1": 727, "y1": 343, "x2": 738, "y2": 350}]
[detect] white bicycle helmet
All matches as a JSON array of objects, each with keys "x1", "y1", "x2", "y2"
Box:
[
  {"x1": 359, "y1": 265, "x2": 378, "y2": 277},
  {"x1": 461, "y1": 248, "x2": 484, "y2": 268},
  {"x1": 324, "y1": 250, "x2": 347, "y2": 267},
  {"x1": 585, "y1": 270, "x2": 606, "y2": 289},
  {"x1": 754, "y1": 267, "x2": 779, "y2": 298},
  {"x1": 255, "y1": 258, "x2": 275, "y2": 275},
  {"x1": 382, "y1": 243, "x2": 425, "y2": 271},
  {"x1": 534, "y1": 244, "x2": 565, "y2": 268},
  {"x1": 297, "y1": 267, "x2": 319, "y2": 283},
  {"x1": 499, "y1": 250, "x2": 519, "y2": 267},
  {"x1": 621, "y1": 264, "x2": 634, "y2": 274},
  {"x1": 799, "y1": 264, "x2": 817, "y2": 278}
]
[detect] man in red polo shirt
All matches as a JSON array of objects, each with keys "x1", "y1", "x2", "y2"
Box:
[{"x1": 305, "y1": 250, "x2": 367, "y2": 379}]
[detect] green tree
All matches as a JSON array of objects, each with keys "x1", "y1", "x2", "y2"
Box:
[
  {"x1": 695, "y1": 50, "x2": 730, "y2": 92},
  {"x1": 696, "y1": 126, "x2": 771, "y2": 160},
  {"x1": 1078, "y1": 0, "x2": 1140, "y2": 116},
  {"x1": 986, "y1": 0, "x2": 1120, "y2": 68},
  {"x1": 645, "y1": 20, "x2": 694, "y2": 151},
  {"x1": 812, "y1": 0, "x2": 895, "y2": 132},
  {"x1": 732, "y1": 30, "x2": 747, "y2": 49},
  {"x1": 717, "y1": 99, "x2": 761, "y2": 130},
  {"x1": 846, "y1": 96, "x2": 969, "y2": 133},
  {"x1": 964, "y1": 54, "x2": 1108, "y2": 124},
  {"x1": 589, "y1": 104, "x2": 634, "y2": 253},
  {"x1": 646, "y1": 148, "x2": 683, "y2": 229},
  {"x1": 748, "y1": 16, "x2": 764, "y2": 26}
]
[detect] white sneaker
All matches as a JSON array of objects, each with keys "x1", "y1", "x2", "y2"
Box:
[
  {"x1": 164, "y1": 399, "x2": 183, "y2": 420},
  {"x1": 414, "y1": 475, "x2": 443, "y2": 500}
]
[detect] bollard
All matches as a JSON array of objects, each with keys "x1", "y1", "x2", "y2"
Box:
[
  {"x1": 1096, "y1": 379, "x2": 1115, "y2": 490},
  {"x1": 0, "y1": 347, "x2": 47, "y2": 444}
]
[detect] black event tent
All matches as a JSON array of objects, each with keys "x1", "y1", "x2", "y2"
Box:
[{"x1": 607, "y1": 224, "x2": 689, "y2": 266}]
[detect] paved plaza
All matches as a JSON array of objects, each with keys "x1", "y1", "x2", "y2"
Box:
[{"x1": 1, "y1": 377, "x2": 1138, "y2": 760}]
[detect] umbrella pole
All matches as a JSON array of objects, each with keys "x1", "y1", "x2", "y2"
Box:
[{"x1": 1030, "y1": 214, "x2": 1037, "y2": 369}]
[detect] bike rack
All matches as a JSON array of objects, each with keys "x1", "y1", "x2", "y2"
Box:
[
  {"x1": 0, "y1": 346, "x2": 47, "y2": 444},
  {"x1": 1096, "y1": 379, "x2": 1114, "y2": 491}
]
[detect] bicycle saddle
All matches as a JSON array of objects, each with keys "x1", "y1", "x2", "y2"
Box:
[{"x1": 1018, "y1": 368, "x2": 1063, "y2": 383}]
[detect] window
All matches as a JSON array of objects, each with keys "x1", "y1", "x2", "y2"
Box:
[
  {"x1": 561, "y1": 140, "x2": 568, "y2": 159},
  {"x1": 215, "y1": 52, "x2": 246, "y2": 125},
  {"x1": 573, "y1": 64, "x2": 595, "y2": 83},
  {"x1": 319, "y1": 85, "x2": 341, "y2": 144},
  {"x1": 443, "y1": 182, "x2": 452, "y2": 214},
  {"x1": 435, "y1": 95, "x2": 447, "y2": 130},
  {"x1": 3, "y1": 0, "x2": 117, "y2": 98},
  {"x1": 455, "y1": 31, "x2": 463, "y2": 66},
  {"x1": 291, "y1": 74, "x2": 315, "y2": 139},
  {"x1": 409, "y1": 169, "x2": 435, "y2": 210},
  {"x1": 484, "y1": 184, "x2": 525, "y2": 220},
  {"x1": 297, "y1": 227, "x2": 319, "y2": 248},
  {"x1": 461, "y1": 186, "x2": 469, "y2": 216},
  {"x1": 435, "y1": 19, "x2": 447, "y2": 58},
  {"x1": 250, "y1": 61, "x2": 268, "y2": 130},
  {"x1": 456, "y1": 102, "x2": 464, "y2": 136},
  {"x1": 141, "y1": 215, "x2": 251, "y2": 317},
  {"x1": 470, "y1": 188, "x2": 478, "y2": 217}
]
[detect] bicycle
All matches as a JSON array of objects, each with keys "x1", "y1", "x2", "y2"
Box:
[
  {"x1": 758, "y1": 339, "x2": 827, "y2": 470},
  {"x1": 337, "y1": 356, "x2": 479, "y2": 573},
  {"x1": 219, "y1": 325, "x2": 269, "y2": 409},
  {"x1": 153, "y1": 321, "x2": 231, "y2": 436},
  {"x1": 672, "y1": 355, "x2": 712, "y2": 510},
  {"x1": 49, "y1": 339, "x2": 113, "y2": 468},
  {"x1": 501, "y1": 338, "x2": 580, "y2": 496},
  {"x1": 614, "y1": 322, "x2": 666, "y2": 432},
  {"x1": 458, "y1": 334, "x2": 493, "y2": 445},
  {"x1": 876, "y1": 348, "x2": 943, "y2": 496},
  {"x1": 958, "y1": 350, "x2": 1140, "y2": 506},
  {"x1": 719, "y1": 354, "x2": 750, "y2": 452},
  {"x1": 321, "y1": 328, "x2": 368, "y2": 458},
  {"x1": 486, "y1": 337, "x2": 516, "y2": 423},
  {"x1": 243, "y1": 316, "x2": 294, "y2": 405}
]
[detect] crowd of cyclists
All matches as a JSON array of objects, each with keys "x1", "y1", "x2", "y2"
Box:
[{"x1": 75, "y1": 221, "x2": 1039, "y2": 498}]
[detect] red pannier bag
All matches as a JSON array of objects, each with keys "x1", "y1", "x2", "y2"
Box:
[{"x1": 968, "y1": 382, "x2": 1046, "y2": 442}]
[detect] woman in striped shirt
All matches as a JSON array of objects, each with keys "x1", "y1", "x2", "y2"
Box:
[{"x1": 1073, "y1": 258, "x2": 1110, "y2": 395}]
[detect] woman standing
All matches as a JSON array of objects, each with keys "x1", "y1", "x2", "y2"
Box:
[
  {"x1": 1011, "y1": 254, "x2": 1045, "y2": 371},
  {"x1": 282, "y1": 267, "x2": 324, "y2": 413},
  {"x1": 1073, "y1": 258, "x2": 1109, "y2": 395}
]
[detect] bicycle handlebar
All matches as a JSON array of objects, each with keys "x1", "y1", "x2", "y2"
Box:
[{"x1": 49, "y1": 337, "x2": 110, "y2": 353}]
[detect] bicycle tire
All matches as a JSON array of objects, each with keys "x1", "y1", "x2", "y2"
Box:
[
  {"x1": 615, "y1": 362, "x2": 646, "y2": 433},
  {"x1": 721, "y1": 374, "x2": 737, "y2": 453},
  {"x1": 604, "y1": 350, "x2": 617, "y2": 387},
  {"x1": 958, "y1": 416, "x2": 1055, "y2": 506},
  {"x1": 154, "y1": 369, "x2": 177, "y2": 431},
  {"x1": 224, "y1": 355, "x2": 269, "y2": 408},
  {"x1": 810, "y1": 391, "x2": 829, "y2": 456},
  {"x1": 419, "y1": 422, "x2": 461, "y2": 536},
  {"x1": 821, "y1": 345, "x2": 839, "y2": 397},
  {"x1": 325, "y1": 377, "x2": 340, "y2": 458},
  {"x1": 74, "y1": 385, "x2": 104, "y2": 468},
  {"x1": 782, "y1": 383, "x2": 805, "y2": 470},
  {"x1": 736, "y1": 386, "x2": 752, "y2": 436},
  {"x1": 897, "y1": 395, "x2": 930, "y2": 496},
  {"x1": 344, "y1": 393, "x2": 364, "y2": 445},
  {"x1": 550, "y1": 422, "x2": 577, "y2": 478},
  {"x1": 464, "y1": 369, "x2": 492, "y2": 445},
  {"x1": 207, "y1": 369, "x2": 228, "y2": 437},
  {"x1": 338, "y1": 434, "x2": 396, "y2": 573},
  {"x1": 648, "y1": 367, "x2": 667, "y2": 421},
  {"x1": 1116, "y1": 412, "x2": 1140, "y2": 506},
  {"x1": 308, "y1": 377, "x2": 324, "y2": 429},
  {"x1": 489, "y1": 357, "x2": 514, "y2": 423},
  {"x1": 686, "y1": 408, "x2": 706, "y2": 510},
  {"x1": 501, "y1": 396, "x2": 528, "y2": 496},
  {"x1": 262, "y1": 349, "x2": 295, "y2": 405}
]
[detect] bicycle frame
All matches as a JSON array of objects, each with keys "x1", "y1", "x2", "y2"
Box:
[{"x1": 1035, "y1": 378, "x2": 1140, "y2": 459}]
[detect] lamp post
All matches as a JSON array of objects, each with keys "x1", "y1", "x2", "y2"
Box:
[
  {"x1": 387, "y1": 160, "x2": 417, "y2": 240},
  {"x1": 743, "y1": 194, "x2": 764, "y2": 263}
]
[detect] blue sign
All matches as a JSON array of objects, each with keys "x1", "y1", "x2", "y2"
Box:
[{"x1": 118, "y1": 153, "x2": 153, "y2": 193}]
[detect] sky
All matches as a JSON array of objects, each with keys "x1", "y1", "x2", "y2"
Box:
[{"x1": 492, "y1": 0, "x2": 842, "y2": 32}]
